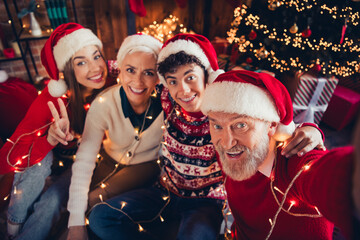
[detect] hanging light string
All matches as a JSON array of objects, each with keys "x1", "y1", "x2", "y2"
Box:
[
  {"x1": 6, "y1": 94, "x2": 69, "y2": 171},
  {"x1": 221, "y1": 177, "x2": 233, "y2": 239},
  {"x1": 87, "y1": 101, "x2": 178, "y2": 233},
  {"x1": 265, "y1": 146, "x2": 322, "y2": 240},
  {"x1": 227, "y1": 4, "x2": 360, "y2": 77},
  {"x1": 93, "y1": 97, "x2": 153, "y2": 190}
]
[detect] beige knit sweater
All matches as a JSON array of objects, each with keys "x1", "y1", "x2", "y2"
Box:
[{"x1": 67, "y1": 85, "x2": 164, "y2": 227}]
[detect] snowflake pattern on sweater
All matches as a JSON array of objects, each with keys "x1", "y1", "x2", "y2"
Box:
[{"x1": 159, "y1": 87, "x2": 224, "y2": 199}]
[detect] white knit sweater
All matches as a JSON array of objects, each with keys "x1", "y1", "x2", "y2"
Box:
[{"x1": 67, "y1": 85, "x2": 164, "y2": 227}]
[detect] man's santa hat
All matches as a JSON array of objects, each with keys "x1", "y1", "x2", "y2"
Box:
[
  {"x1": 41, "y1": 23, "x2": 102, "y2": 97},
  {"x1": 157, "y1": 33, "x2": 224, "y2": 86},
  {"x1": 116, "y1": 33, "x2": 162, "y2": 67},
  {"x1": 201, "y1": 70, "x2": 296, "y2": 141}
]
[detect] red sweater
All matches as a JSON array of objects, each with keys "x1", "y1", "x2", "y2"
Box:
[
  {"x1": 225, "y1": 146, "x2": 354, "y2": 240},
  {"x1": 0, "y1": 87, "x2": 65, "y2": 173}
]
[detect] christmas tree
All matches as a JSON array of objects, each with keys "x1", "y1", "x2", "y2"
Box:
[{"x1": 227, "y1": 0, "x2": 360, "y2": 78}]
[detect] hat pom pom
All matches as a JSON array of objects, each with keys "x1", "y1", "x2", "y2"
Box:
[
  {"x1": 0, "y1": 70, "x2": 9, "y2": 83},
  {"x1": 273, "y1": 121, "x2": 295, "y2": 142},
  {"x1": 208, "y1": 69, "x2": 225, "y2": 84},
  {"x1": 48, "y1": 79, "x2": 68, "y2": 97}
]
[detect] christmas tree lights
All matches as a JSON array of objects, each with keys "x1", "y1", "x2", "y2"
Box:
[{"x1": 227, "y1": 1, "x2": 360, "y2": 77}]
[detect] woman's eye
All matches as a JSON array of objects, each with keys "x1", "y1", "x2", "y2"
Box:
[
  {"x1": 94, "y1": 54, "x2": 101, "y2": 60},
  {"x1": 126, "y1": 68, "x2": 135, "y2": 73},
  {"x1": 76, "y1": 61, "x2": 86, "y2": 66},
  {"x1": 144, "y1": 71, "x2": 154, "y2": 76}
]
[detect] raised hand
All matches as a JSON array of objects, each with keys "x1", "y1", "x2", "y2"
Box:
[
  {"x1": 281, "y1": 125, "x2": 325, "y2": 158},
  {"x1": 47, "y1": 98, "x2": 74, "y2": 146}
]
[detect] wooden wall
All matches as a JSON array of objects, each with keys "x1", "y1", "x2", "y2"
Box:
[{"x1": 93, "y1": 0, "x2": 237, "y2": 60}]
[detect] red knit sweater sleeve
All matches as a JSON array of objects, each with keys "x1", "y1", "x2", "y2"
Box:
[
  {"x1": 292, "y1": 146, "x2": 354, "y2": 238},
  {"x1": 0, "y1": 87, "x2": 64, "y2": 174}
]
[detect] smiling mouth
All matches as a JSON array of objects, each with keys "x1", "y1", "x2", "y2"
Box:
[
  {"x1": 180, "y1": 95, "x2": 196, "y2": 103},
  {"x1": 88, "y1": 73, "x2": 103, "y2": 83},
  {"x1": 226, "y1": 151, "x2": 244, "y2": 159},
  {"x1": 129, "y1": 86, "x2": 146, "y2": 94}
]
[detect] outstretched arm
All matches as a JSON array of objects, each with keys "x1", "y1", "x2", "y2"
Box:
[{"x1": 281, "y1": 123, "x2": 325, "y2": 158}]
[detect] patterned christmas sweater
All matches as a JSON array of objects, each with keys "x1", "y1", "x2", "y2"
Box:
[{"x1": 159, "y1": 87, "x2": 224, "y2": 199}]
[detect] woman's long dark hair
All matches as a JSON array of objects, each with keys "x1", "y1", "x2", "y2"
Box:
[{"x1": 63, "y1": 50, "x2": 107, "y2": 135}]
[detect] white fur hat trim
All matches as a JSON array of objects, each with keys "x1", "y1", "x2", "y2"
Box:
[
  {"x1": 201, "y1": 81, "x2": 280, "y2": 122},
  {"x1": 0, "y1": 70, "x2": 8, "y2": 83},
  {"x1": 53, "y1": 28, "x2": 102, "y2": 71},
  {"x1": 116, "y1": 34, "x2": 162, "y2": 67},
  {"x1": 48, "y1": 79, "x2": 68, "y2": 97}
]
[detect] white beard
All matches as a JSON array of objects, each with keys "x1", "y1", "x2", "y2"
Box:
[{"x1": 216, "y1": 132, "x2": 270, "y2": 181}]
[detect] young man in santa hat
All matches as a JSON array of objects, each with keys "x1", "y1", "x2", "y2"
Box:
[
  {"x1": 201, "y1": 69, "x2": 358, "y2": 239},
  {"x1": 88, "y1": 33, "x2": 326, "y2": 240}
]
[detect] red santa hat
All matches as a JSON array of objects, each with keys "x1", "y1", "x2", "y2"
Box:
[
  {"x1": 41, "y1": 23, "x2": 102, "y2": 97},
  {"x1": 116, "y1": 33, "x2": 162, "y2": 67},
  {"x1": 157, "y1": 33, "x2": 224, "y2": 86},
  {"x1": 201, "y1": 70, "x2": 295, "y2": 141}
]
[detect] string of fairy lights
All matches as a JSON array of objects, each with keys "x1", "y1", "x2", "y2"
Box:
[
  {"x1": 140, "y1": 15, "x2": 189, "y2": 43},
  {"x1": 227, "y1": 3, "x2": 360, "y2": 77},
  {"x1": 3, "y1": 84, "x2": 329, "y2": 239},
  {"x1": 271, "y1": 0, "x2": 360, "y2": 26}
]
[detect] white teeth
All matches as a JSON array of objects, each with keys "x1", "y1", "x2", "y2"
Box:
[
  {"x1": 227, "y1": 151, "x2": 242, "y2": 156},
  {"x1": 89, "y1": 74, "x2": 102, "y2": 80},
  {"x1": 130, "y1": 87, "x2": 145, "y2": 93},
  {"x1": 180, "y1": 95, "x2": 195, "y2": 102}
]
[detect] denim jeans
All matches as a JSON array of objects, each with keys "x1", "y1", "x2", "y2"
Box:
[
  {"x1": 8, "y1": 151, "x2": 54, "y2": 224},
  {"x1": 89, "y1": 185, "x2": 223, "y2": 240},
  {"x1": 7, "y1": 151, "x2": 72, "y2": 240}
]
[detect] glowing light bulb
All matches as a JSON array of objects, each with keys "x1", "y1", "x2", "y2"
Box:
[
  {"x1": 85, "y1": 218, "x2": 89, "y2": 225},
  {"x1": 59, "y1": 161, "x2": 64, "y2": 167},
  {"x1": 37, "y1": 131, "x2": 41, "y2": 137},
  {"x1": 162, "y1": 196, "x2": 169, "y2": 201},
  {"x1": 314, "y1": 206, "x2": 321, "y2": 215},
  {"x1": 4, "y1": 195, "x2": 9, "y2": 201},
  {"x1": 99, "y1": 194, "x2": 103, "y2": 202},
  {"x1": 138, "y1": 224, "x2": 144, "y2": 232},
  {"x1": 288, "y1": 200, "x2": 296, "y2": 211},
  {"x1": 100, "y1": 183, "x2": 106, "y2": 189},
  {"x1": 160, "y1": 215, "x2": 164, "y2": 222},
  {"x1": 274, "y1": 186, "x2": 284, "y2": 195},
  {"x1": 121, "y1": 201, "x2": 126, "y2": 209}
]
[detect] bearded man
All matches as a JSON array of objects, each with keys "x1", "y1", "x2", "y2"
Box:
[{"x1": 201, "y1": 70, "x2": 358, "y2": 240}]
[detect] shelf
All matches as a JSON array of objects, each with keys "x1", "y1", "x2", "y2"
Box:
[
  {"x1": 18, "y1": 30, "x2": 52, "y2": 41},
  {"x1": 0, "y1": 55, "x2": 23, "y2": 62}
]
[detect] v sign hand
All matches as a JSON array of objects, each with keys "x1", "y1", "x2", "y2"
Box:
[{"x1": 47, "y1": 98, "x2": 74, "y2": 146}]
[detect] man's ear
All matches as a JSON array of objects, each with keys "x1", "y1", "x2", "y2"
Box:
[{"x1": 268, "y1": 122, "x2": 278, "y2": 137}]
